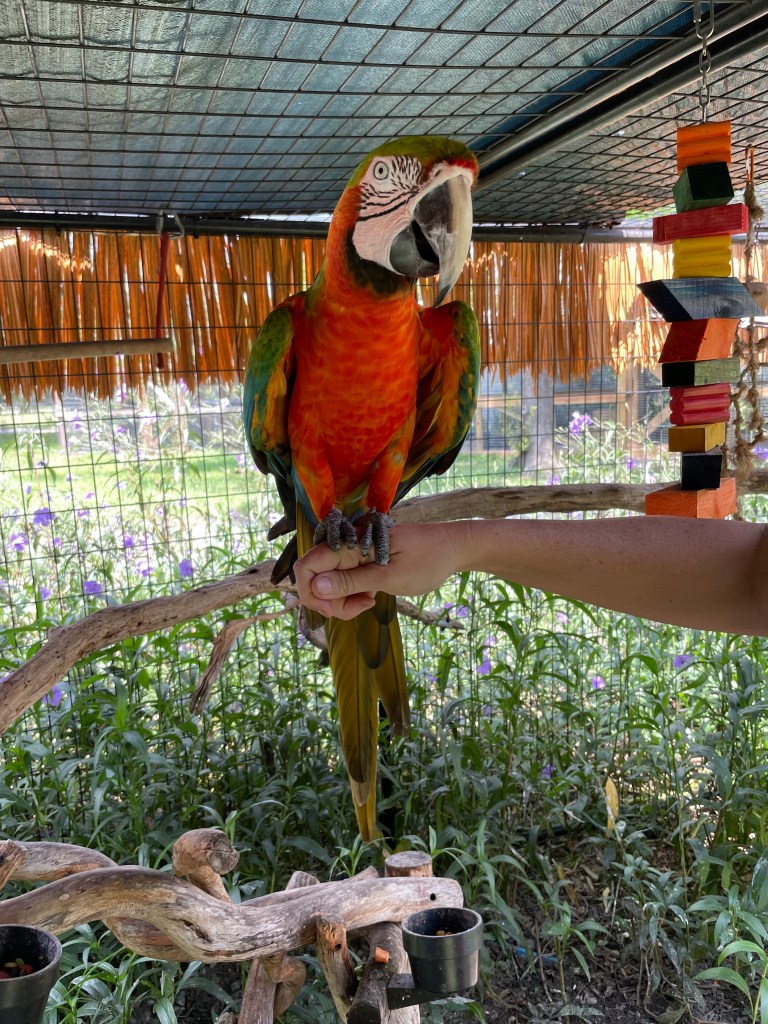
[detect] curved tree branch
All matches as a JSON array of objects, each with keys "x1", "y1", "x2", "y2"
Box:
[
  {"x1": 0, "y1": 866, "x2": 462, "y2": 963},
  {"x1": 0, "y1": 478, "x2": 741, "y2": 732}
]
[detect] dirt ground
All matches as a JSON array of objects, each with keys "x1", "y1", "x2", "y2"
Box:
[{"x1": 130, "y1": 944, "x2": 749, "y2": 1023}]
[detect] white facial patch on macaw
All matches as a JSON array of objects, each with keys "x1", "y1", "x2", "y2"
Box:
[{"x1": 352, "y1": 156, "x2": 473, "y2": 275}]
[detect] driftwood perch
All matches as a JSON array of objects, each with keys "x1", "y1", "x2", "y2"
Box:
[
  {"x1": 0, "y1": 832, "x2": 455, "y2": 1023},
  {"x1": 0, "y1": 482, "x2": 670, "y2": 732}
]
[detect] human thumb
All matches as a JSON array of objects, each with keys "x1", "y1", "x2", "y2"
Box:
[
  {"x1": 313, "y1": 573, "x2": 339, "y2": 597},
  {"x1": 313, "y1": 567, "x2": 376, "y2": 599}
]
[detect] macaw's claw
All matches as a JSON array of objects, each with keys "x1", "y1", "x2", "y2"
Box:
[
  {"x1": 314, "y1": 507, "x2": 357, "y2": 551},
  {"x1": 356, "y1": 510, "x2": 396, "y2": 564}
]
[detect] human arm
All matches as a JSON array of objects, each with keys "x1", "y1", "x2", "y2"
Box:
[{"x1": 293, "y1": 516, "x2": 768, "y2": 637}]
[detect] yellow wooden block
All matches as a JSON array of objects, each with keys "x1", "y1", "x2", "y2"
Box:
[
  {"x1": 668, "y1": 422, "x2": 727, "y2": 452},
  {"x1": 672, "y1": 233, "x2": 732, "y2": 278}
]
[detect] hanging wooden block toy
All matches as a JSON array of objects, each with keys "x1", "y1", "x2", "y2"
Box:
[
  {"x1": 635, "y1": 0, "x2": 768, "y2": 519},
  {"x1": 638, "y1": 116, "x2": 763, "y2": 518}
]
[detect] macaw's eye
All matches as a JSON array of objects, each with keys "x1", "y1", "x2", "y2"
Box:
[{"x1": 372, "y1": 161, "x2": 389, "y2": 181}]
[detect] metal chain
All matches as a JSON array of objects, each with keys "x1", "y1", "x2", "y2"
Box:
[{"x1": 693, "y1": 0, "x2": 715, "y2": 121}]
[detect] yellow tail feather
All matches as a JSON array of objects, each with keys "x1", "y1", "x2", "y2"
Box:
[{"x1": 295, "y1": 506, "x2": 410, "y2": 839}]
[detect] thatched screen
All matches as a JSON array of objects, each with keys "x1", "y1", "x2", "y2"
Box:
[{"x1": 0, "y1": 228, "x2": 763, "y2": 401}]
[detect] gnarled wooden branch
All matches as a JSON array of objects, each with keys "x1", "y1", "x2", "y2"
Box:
[
  {"x1": 0, "y1": 479, "x2": 706, "y2": 732},
  {"x1": 0, "y1": 865, "x2": 462, "y2": 963}
]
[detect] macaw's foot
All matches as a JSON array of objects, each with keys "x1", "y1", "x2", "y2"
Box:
[
  {"x1": 356, "y1": 510, "x2": 396, "y2": 564},
  {"x1": 314, "y1": 507, "x2": 357, "y2": 551}
]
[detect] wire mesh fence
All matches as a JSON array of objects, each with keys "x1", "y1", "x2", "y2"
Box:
[{"x1": 1, "y1": 232, "x2": 766, "y2": 844}]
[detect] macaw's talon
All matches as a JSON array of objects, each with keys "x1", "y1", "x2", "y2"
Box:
[
  {"x1": 356, "y1": 511, "x2": 396, "y2": 564},
  {"x1": 314, "y1": 508, "x2": 357, "y2": 551}
]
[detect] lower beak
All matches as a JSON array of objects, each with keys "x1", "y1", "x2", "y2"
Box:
[{"x1": 388, "y1": 173, "x2": 473, "y2": 306}]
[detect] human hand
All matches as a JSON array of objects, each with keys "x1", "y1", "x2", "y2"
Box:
[{"x1": 294, "y1": 522, "x2": 467, "y2": 620}]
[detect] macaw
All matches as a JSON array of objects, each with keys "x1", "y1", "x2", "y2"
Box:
[{"x1": 243, "y1": 135, "x2": 480, "y2": 840}]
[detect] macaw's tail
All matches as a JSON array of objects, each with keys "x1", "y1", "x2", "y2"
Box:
[
  {"x1": 326, "y1": 596, "x2": 409, "y2": 841},
  {"x1": 292, "y1": 505, "x2": 410, "y2": 840}
]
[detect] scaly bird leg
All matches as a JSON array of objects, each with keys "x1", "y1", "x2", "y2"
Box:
[
  {"x1": 314, "y1": 507, "x2": 357, "y2": 551},
  {"x1": 356, "y1": 510, "x2": 396, "y2": 564}
]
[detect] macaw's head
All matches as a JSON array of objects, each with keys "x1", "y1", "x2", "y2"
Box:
[{"x1": 331, "y1": 135, "x2": 479, "y2": 306}]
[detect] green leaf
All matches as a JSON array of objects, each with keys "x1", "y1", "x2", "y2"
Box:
[
  {"x1": 718, "y1": 939, "x2": 767, "y2": 964},
  {"x1": 760, "y1": 976, "x2": 768, "y2": 1024},
  {"x1": 153, "y1": 996, "x2": 178, "y2": 1024},
  {"x1": 695, "y1": 966, "x2": 751, "y2": 999}
]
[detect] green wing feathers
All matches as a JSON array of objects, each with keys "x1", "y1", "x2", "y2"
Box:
[
  {"x1": 399, "y1": 299, "x2": 480, "y2": 498},
  {"x1": 243, "y1": 303, "x2": 296, "y2": 471}
]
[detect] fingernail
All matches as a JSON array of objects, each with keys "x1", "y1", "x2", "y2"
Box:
[{"x1": 314, "y1": 575, "x2": 332, "y2": 596}]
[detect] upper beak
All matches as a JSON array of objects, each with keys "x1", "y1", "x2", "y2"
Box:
[{"x1": 388, "y1": 171, "x2": 473, "y2": 306}]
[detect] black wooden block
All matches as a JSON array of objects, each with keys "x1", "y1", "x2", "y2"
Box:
[
  {"x1": 638, "y1": 277, "x2": 763, "y2": 321},
  {"x1": 673, "y1": 162, "x2": 734, "y2": 213},
  {"x1": 681, "y1": 448, "x2": 723, "y2": 490},
  {"x1": 661, "y1": 356, "x2": 740, "y2": 387}
]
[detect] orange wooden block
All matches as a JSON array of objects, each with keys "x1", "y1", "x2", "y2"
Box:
[
  {"x1": 667, "y1": 421, "x2": 727, "y2": 452},
  {"x1": 659, "y1": 318, "x2": 739, "y2": 363},
  {"x1": 374, "y1": 947, "x2": 390, "y2": 964},
  {"x1": 677, "y1": 121, "x2": 731, "y2": 172},
  {"x1": 645, "y1": 476, "x2": 736, "y2": 518}
]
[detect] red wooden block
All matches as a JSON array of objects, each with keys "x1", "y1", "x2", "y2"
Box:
[
  {"x1": 645, "y1": 476, "x2": 736, "y2": 519},
  {"x1": 653, "y1": 203, "x2": 748, "y2": 244},
  {"x1": 659, "y1": 318, "x2": 739, "y2": 363},
  {"x1": 669, "y1": 382, "x2": 730, "y2": 425}
]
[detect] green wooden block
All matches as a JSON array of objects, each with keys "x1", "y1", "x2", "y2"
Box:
[
  {"x1": 638, "y1": 277, "x2": 763, "y2": 321},
  {"x1": 673, "y1": 162, "x2": 734, "y2": 213},
  {"x1": 661, "y1": 356, "x2": 740, "y2": 387}
]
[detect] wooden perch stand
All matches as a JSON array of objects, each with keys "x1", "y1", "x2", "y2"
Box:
[{"x1": 0, "y1": 833, "x2": 473, "y2": 1023}]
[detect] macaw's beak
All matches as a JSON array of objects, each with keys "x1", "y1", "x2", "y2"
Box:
[{"x1": 388, "y1": 171, "x2": 473, "y2": 306}]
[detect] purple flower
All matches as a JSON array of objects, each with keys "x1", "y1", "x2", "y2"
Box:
[
  {"x1": 7, "y1": 531, "x2": 27, "y2": 553},
  {"x1": 32, "y1": 507, "x2": 54, "y2": 528},
  {"x1": 482, "y1": 703, "x2": 492, "y2": 717},
  {"x1": 77, "y1": 509, "x2": 89, "y2": 519},
  {"x1": 24, "y1": 484, "x2": 32, "y2": 495},
  {"x1": 236, "y1": 453, "x2": 247, "y2": 468},
  {"x1": 115, "y1": 424, "x2": 128, "y2": 435},
  {"x1": 39, "y1": 585, "x2": 52, "y2": 601},
  {"x1": 85, "y1": 492, "x2": 94, "y2": 500},
  {"x1": 52, "y1": 536, "x2": 61, "y2": 549},
  {"x1": 542, "y1": 763, "x2": 554, "y2": 780},
  {"x1": 123, "y1": 535, "x2": 135, "y2": 549},
  {"x1": 556, "y1": 611, "x2": 568, "y2": 625},
  {"x1": 625, "y1": 457, "x2": 637, "y2": 469},
  {"x1": 754, "y1": 444, "x2": 768, "y2": 461},
  {"x1": 673, "y1": 654, "x2": 694, "y2": 669},
  {"x1": 70, "y1": 416, "x2": 83, "y2": 431},
  {"x1": 82, "y1": 579, "x2": 102, "y2": 596},
  {"x1": 456, "y1": 604, "x2": 469, "y2": 619},
  {"x1": 43, "y1": 685, "x2": 63, "y2": 708},
  {"x1": 178, "y1": 558, "x2": 193, "y2": 579},
  {"x1": 570, "y1": 411, "x2": 593, "y2": 435},
  {"x1": 477, "y1": 657, "x2": 492, "y2": 676},
  {"x1": 548, "y1": 474, "x2": 561, "y2": 486},
  {"x1": 442, "y1": 601, "x2": 454, "y2": 611},
  {"x1": 137, "y1": 560, "x2": 154, "y2": 579},
  {"x1": 591, "y1": 675, "x2": 606, "y2": 690}
]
